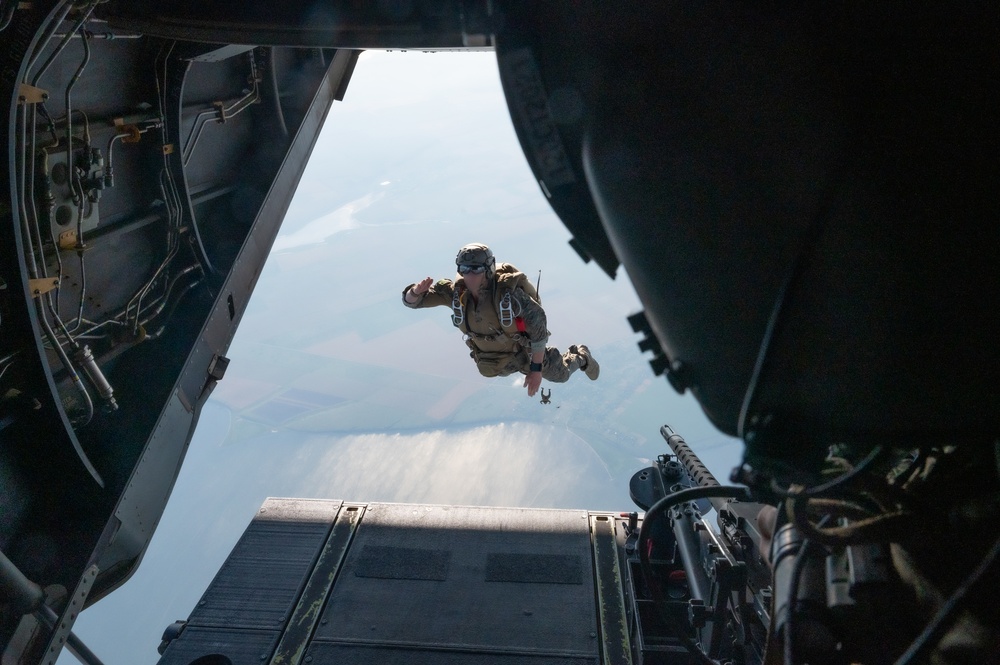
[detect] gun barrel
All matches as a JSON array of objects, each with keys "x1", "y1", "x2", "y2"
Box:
[{"x1": 660, "y1": 425, "x2": 727, "y2": 512}]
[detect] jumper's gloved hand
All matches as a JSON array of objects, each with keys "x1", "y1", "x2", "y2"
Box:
[
  {"x1": 411, "y1": 277, "x2": 433, "y2": 296},
  {"x1": 404, "y1": 277, "x2": 434, "y2": 304},
  {"x1": 524, "y1": 371, "x2": 542, "y2": 397}
]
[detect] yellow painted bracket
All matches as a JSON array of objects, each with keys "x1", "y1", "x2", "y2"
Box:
[
  {"x1": 28, "y1": 277, "x2": 59, "y2": 297},
  {"x1": 114, "y1": 118, "x2": 143, "y2": 143},
  {"x1": 17, "y1": 84, "x2": 48, "y2": 105},
  {"x1": 58, "y1": 229, "x2": 78, "y2": 250}
]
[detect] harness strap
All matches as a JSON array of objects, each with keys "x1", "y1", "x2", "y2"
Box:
[
  {"x1": 451, "y1": 287, "x2": 465, "y2": 329},
  {"x1": 454, "y1": 284, "x2": 528, "y2": 341},
  {"x1": 498, "y1": 289, "x2": 524, "y2": 329},
  {"x1": 465, "y1": 329, "x2": 525, "y2": 343},
  {"x1": 499, "y1": 290, "x2": 514, "y2": 328}
]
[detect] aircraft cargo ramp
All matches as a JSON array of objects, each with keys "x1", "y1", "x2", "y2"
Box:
[{"x1": 155, "y1": 498, "x2": 673, "y2": 665}]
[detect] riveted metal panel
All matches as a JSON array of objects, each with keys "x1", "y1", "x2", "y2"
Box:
[
  {"x1": 314, "y1": 503, "x2": 599, "y2": 660},
  {"x1": 187, "y1": 499, "x2": 341, "y2": 631}
]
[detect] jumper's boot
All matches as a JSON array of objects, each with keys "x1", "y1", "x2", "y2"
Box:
[{"x1": 571, "y1": 345, "x2": 600, "y2": 380}]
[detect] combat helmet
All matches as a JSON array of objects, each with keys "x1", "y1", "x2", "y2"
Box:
[{"x1": 456, "y1": 243, "x2": 496, "y2": 279}]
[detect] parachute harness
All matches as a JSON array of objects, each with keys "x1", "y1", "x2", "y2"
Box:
[
  {"x1": 451, "y1": 288, "x2": 464, "y2": 328},
  {"x1": 499, "y1": 290, "x2": 525, "y2": 331},
  {"x1": 454, "y1": 284, "x2": 527, "y2": 339}
]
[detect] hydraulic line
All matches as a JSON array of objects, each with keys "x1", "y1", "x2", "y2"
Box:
[
  {"x1": 33, "y1": 111, "x2": 94, "y2": 326},
  {"x1": 105, "y1": 120, "x2": 159, "y2": 188},
  {"x1": 182, "y1": 51, "x2": 262, "y2": 166},
  {"x1": 17, "y1": 79, "x2": 98, "y2": 436},
  {"x1": 138, "y1": 264, "x2": 201, "y2": 326},
  {"x1": 121, "y1": 43, "x2": 186, "y2": 327},
  {"x1": 64, "y1": 30, "x2": 92, "y2": 332},
  {"x1": 180, "y1": 109, "x2": 218, "y2": 165},
  {"x1": 15, "y1": 106, "x2": 103, "y2": 485},
  {"x1": 73, "y1": 256, "x2": 200, "y2": 341},
  {"x1": 28, "y1": 1, "x2": 94, "y2": 86},
  {"x1": 104, "y1": 132, "x2": 128, "y2": 187},
  {"x1": 27, "y1": 113, "x2": 80, "y2": 359},
  {"x1": 181, "y1": 89, "x2": 260, "y2": 166},
  {"x1": 30, "y1": 115, "x2": 71, "y2": 320},
  {"x1": 144, "y1": 278, "x2": 203, "y2": 340},
  {"x1": 156, "y1": 42, "x2": 216, "y2": 275},
  {"x1": 125, "y1": 168, "x2": 182, "y2": 330},
  {"x1": 129, "y1": 245, "x2": 177, "y2": 332},
  {"x1": 27, "y1": 5, "x2": 97, "y2": 332},
  {"x1": 36, "y1": 103, "x2": 60, "y2": 147},
  {"x1": 222, "y1": 51, "x2": 261, "y2": 119}
]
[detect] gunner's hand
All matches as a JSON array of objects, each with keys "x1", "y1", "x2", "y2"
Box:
[{"x1": 524, "y1": 371, "x2": 542, "y2": 397}]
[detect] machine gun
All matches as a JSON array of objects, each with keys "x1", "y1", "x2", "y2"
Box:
[
  {"x1": 624, "y1": 426, "x2": 768, "y2": 664},
  {"x1": 625, "y1": 427, "x2": 960, "y2": 665}
]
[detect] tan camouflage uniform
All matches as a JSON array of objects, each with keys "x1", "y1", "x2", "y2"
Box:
[{"x1": 403, "y1": 264, "x2": 588, "y2": 382}]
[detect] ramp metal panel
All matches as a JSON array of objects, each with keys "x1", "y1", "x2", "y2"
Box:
[
  {"x1": 313, "y1": 503, "x2": 599, "y2": 662},
  {"x1": 157, "y1": 500, "x2": 631, "y2": 664},
  {"x1": 187, "y1": 499, "x2": 341, "y2": 629},
  {"x1": 158, "y1": 498, "x2": 342, "y2": 663}
]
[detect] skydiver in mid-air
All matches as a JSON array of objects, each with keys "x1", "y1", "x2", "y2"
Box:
[{"x1": 402, "y1": 243, "x2": 599, "y2": 397}]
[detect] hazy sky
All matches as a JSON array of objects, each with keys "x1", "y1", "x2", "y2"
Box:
[{"x1": 62, "y1": 50, "x2": 743, "y2": 664}]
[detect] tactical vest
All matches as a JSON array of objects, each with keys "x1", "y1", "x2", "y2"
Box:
[{"x1": 451, "y1": 263, "x2": 539, "y2": 356}]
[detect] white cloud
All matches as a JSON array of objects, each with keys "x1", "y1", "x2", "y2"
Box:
[
  {"x1": 294, "y1": 422, "x2": 617, "y2": 509},
  {"x1": 271, "y1": 192, "x2": 378, "y2": 251}
]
